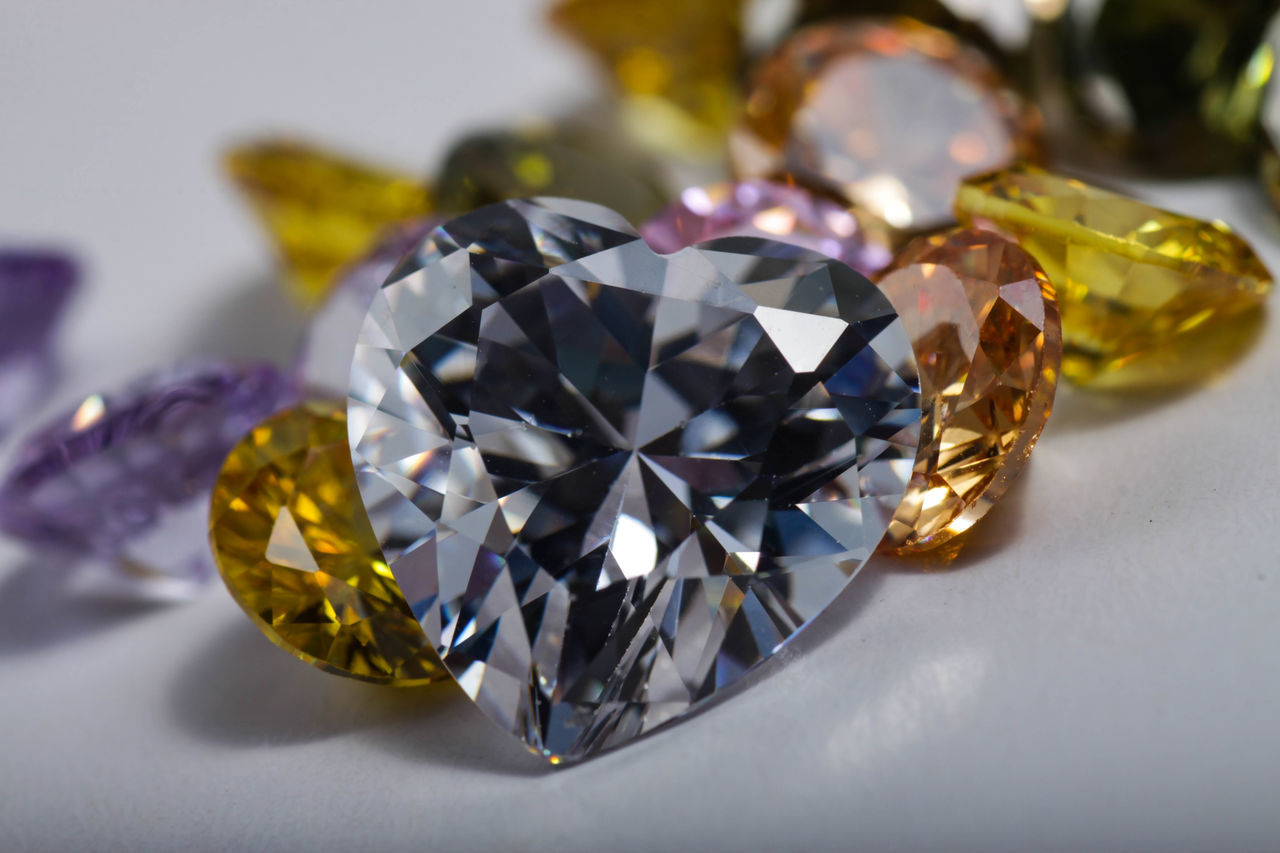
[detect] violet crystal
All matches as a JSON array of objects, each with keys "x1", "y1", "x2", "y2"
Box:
[
  {"x1": 641, "y1": 179, "x2": 893, "y2": 276},
  {"x1": 0, "y1": 251, "x2": 79, "y2": 437},
  {"x1": 0, "y1": 361, "x2": 295, "y2": 597}
]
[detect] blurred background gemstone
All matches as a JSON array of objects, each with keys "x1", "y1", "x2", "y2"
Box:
[
  {"x1": 224, "y1": 139, "x2": 433, "y2": 309},
  {"x1": 0, "y1": 361, "x2": 295, "y2": 599},
  {"x1": 732, "y1": 18, "x2": 1041, "y2": 236},
  {"x1": 642, "y1": 179, "x2": 893, "y2": 275},
  {"x1": 956, "y1": 164, "x2": 1274, "y2": 387},
  {"x1": 1044, "y1": 0, "x2": 1276, "y2": 175},
  {"x1": 1260, "y1": 13, "x2": 1280, "y2": 210},
  {"x1": 0, "y1": 251, "x2": 78, "y2": 437},
  {"x1": 297, "y1": 218, "x2": 438, "y2": 396},
  {"x1": 876, "y1": 228, "x2": 1060, "y2": 554},
  {"x1": 433, "y1": 121, "x2": 673, "y2": 223},
  {"x1": 549, "y1": 0, "x2": 745, "y2": 156},
  {"x1": 210, "y1": 401, "x2": 445, "y2": 685}
]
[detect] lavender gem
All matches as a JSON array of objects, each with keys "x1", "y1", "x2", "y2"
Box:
[{"x1": 0, "y1": 251, "x2": 79, "y2": 436}]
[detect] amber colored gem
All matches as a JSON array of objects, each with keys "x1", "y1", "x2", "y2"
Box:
[
  {"x1": 877, "y1": 228, "x2": 1060, "y2": 553},
  {"x1": 224, "y1": 140, "x2": 432, "y2": 309},
  {"x1": 732, "y1": 18, "x2": 1041, "y2": 235},
  {"x1": 209, "y1": 400, "x2": 444, "y2": 685},
  {"x1": 955, "y1": 165, "x2": 1274, "y2": 387},
  {"x1": 549, "y1": 0, "x2": 745, "y2": 154},
  {"x1": 434, "y1": 123, "x2": 671, "y2": 223}
]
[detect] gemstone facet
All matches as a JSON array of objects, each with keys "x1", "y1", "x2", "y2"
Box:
[
  {"x1": 0, "y1": 361, "x2": 294, "y2": 596},
  {"x1": 549, "y1": 0, "x2": 745, "y2": 153},
  {"x1": 434, "y1": 123, "x2": 671, "y2": 224},
  {"x1": 225, "y1": 139, "x2": 433, "y2": 308},
  {"x1": 210, "y1": 401, "x2": 444, "y2": 684},
  {"x1": 0, "y1": 251, "x2": 79, "y2": 437},
  {"x1": 297, "y1": 218, "x2": 438, "y2": 396},
  {"x1": 348, "y1": 198, "x2": 921, "y2": 762},
  {"x1": 876, "y1": 228, "x2": 1060, "y2": 553},
  {"x1": 641, "y1": 179, "x2": 894, "y2": 276},
  {"x1": 732, "y1": 18, "x2": 1041, "y2": 233},
  {"x1": 955, "y1": 164, "x2": 1274, "y2": 386}
]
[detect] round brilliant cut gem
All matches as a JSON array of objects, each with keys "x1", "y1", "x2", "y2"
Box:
[
  {"x1": 641, "y1": 179, "x2": 894, "y2": 276},
  {"x1": 348, "y1": 198, "x2": 921, "y2": 761},
  {"x1": 731, "y1": 18, "x2": 1041, "y2": 233},
  {"x1": 876, "y1": 228, "x2": 1061, "y2": 553},
  {"x1": 210, "y1": 401, "x2": 444, "y2": 684}
]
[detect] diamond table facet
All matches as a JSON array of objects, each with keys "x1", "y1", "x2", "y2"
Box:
[
  {"x1": 348, "y1": 198, "x2": 921, "y2": 762},
  {"x1": 211, "y1": 401, "x2": 444, "y2": 684},
  {"x1": 876, "y1": 228, "x2": 1060, "y2": 553},
  {"x1": 955, "y1": 164, "x2": 1274, "y2": 386}
]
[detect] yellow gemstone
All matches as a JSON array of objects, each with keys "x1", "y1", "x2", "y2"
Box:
[
  {"x1": 877, "y1": 228, "x2": 1061, "y2": 553},
  {"x1": 224, "y1": 140, "x2": 432, "y2": 309},
  {"x1": 209, "y1": 400, "x2": 444, "y2": 685},
  {"x1": 955, "y1": 164, "x2": 1274, "y2": 387},
  {"x1": 548, "y1": 0, "x2": 744, "y2": 155}
]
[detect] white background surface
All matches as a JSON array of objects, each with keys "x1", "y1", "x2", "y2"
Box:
[{"x1": 3, "y1": 2, "x2": 1279, "y2": 850}]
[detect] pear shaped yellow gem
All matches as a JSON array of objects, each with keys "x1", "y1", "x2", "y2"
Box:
[
  {"x1": 209, "y1": 400, "x2": 444, "y2": 685},
  {"x1": 224, "y1": 140, "x2": 432, "y2": 309},
  {"x1": 955, "y1": 164, "x2": 1273, "y2": 386}
]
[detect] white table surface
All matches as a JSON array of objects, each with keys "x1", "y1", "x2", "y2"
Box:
[{"x1": 3, "y1": 2, "x2": 1279, "y2": 850}]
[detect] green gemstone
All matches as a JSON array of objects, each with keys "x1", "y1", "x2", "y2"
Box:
[{"x1": 433, "y1": 122, "x2": 672, "y2": 222}]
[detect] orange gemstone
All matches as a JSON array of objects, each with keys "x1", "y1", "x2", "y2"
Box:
[
  {"x1": 876, "y1": 228, "x2": 1061, "y2": 553},
  {"x1": 732, "y1": 18, "x2": 1041, "y2": 234}
]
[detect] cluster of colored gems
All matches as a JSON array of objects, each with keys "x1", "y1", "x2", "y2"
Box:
[{"x1": 4, "y1": 0, "x2": 1273, "y2": 767}]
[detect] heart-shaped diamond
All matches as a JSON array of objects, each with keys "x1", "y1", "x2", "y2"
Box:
[{"x1": 348, "y1": 198, "x2": 921, "y2": 762}]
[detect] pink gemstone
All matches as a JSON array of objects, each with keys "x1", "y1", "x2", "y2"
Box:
[
  {"x1": 0, "y1": 361, "x2": 295, "y2": 597},
  {"x1": 0, "y1": 250, "x2": 79, "y2": 437},
  {"x1": 641, "y1": 179, "x2": 893, "y2": 275}
]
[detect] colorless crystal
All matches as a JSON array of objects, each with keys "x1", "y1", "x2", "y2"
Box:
[{"x1": 348, "y1": 198, "x2": 921, "y2": 761}]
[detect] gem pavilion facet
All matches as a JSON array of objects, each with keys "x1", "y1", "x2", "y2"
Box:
[{"x1": 348, "y1": 198, "x2": 921, "y2": 761}]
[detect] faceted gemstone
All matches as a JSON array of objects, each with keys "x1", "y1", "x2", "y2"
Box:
[
  {"x1": 641, "y1": 179, "x2": 894, "y2": 276},
  {"x1": 955, "y1": 164, "x2": 1274, "y2": 386},
  {"x1": 297, "y1": 218, "x2": 438, "y2": 395},
  {"x1": 732, "y1": 18, "x2": 1041, "y2": 234},
  {"x1": 433, "y1": 123, "x2": 671, "y2": 224},
  {"x1": 876, "y1": 228, "x2": 1060, "y2": 553},
  {"x1": 1052, "y1": 0, "x2": 1276, "y2": 175},
  {"x1": 548, "y1": 0, "x2": 744, "y2": 154},
  {"x1": 0, "y1": 251, "x2": 78, "y2": 437},
  {"x1": 210, "y1": 401, "x2": 444, "y2": 685},
  {"x1": 0, "y1": 361, "x2": 294, "y2": 596},
  {"x1": 1261, "y1": 15, "x2": 1280, "y2": 211},
  {"x1": 793, "y1": 0, "x2": 1022, "y2": 60},
  {"x1": 225, "y1": 139, "x2": 433, "y2": 309},
  {"x1": 349, "y1": 199, "x2": 921, "y2": 762}
]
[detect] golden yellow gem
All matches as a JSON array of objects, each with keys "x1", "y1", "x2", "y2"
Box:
[
  {"x1": 955, "y1": 164, "x2": 1274, "y2": 387},
  {"x1": 209, "y1": 400, "x2": 444, "y2": 685},
  {"x1": 548, "y1": 0, "x2": 744, "y2": 155},
  {"x1": 224, "y1": 140, "x2": 432, "y2": 309}
]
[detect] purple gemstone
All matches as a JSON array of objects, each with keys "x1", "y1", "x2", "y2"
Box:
[
  {"x1": 0, "y1": 361, "x2": 296, "y2": 594},
  {"x1": 641, "y1": 179, "x2": 894, "y2": 275},
  {"x1": 0, "y1": 251, "x2": 79, "y2": 436},
  {"x1": 297, "y1": 218, "x2": 440, "y2": 394}
]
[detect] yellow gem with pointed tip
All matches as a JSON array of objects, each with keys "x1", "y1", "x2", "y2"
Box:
[
  {"x1": 549, "y1": 0, "x2": 745, "y2": 155},
  {"x1": 224, "y1": 140, "x2": 432, "y2": 309},
  {"x1": 955, "y1": 164, "x2": 1273, "y2": 387},
  {"x1": 209, "y1": 400, "x2": 444, "y2": 685}
]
